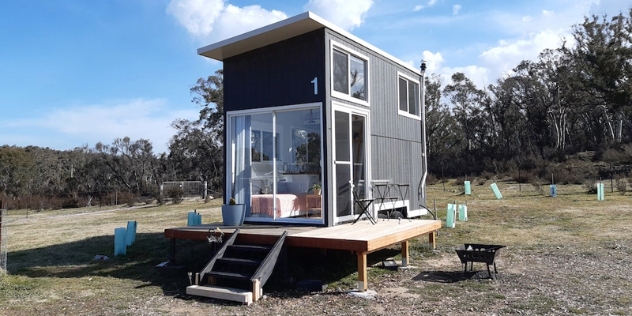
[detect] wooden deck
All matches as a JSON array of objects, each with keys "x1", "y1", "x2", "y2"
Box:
[{"x1": 164, "y1": 219, "x2": 441, "y2": 291}]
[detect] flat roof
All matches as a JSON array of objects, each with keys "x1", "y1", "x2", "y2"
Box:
[{"x1": 197, "y1": 11, "x2": 419, "y2": 74}]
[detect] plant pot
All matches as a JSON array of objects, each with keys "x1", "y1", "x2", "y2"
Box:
[
  {"x1": 221, "y1": 204, "x2": 246, "y2": 226},
  {"x1": 313, "y1": 188, "x2": 321, "y2": 195}
]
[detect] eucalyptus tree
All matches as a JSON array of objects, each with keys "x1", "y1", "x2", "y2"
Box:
[
  {"x1": 0, "y1": 146, "x2": 34, "y2": 197},
  {"x1": 94, "y1": 137, "x2": 156, "y2": 194},
  {"x1": 488, "y1": 76, "x2": 528, "y2": 159},
  {"x1": 442, "y1": 72, "x2": 498, "y2": 174},
  {"x1": 567, "y1": 11, "x2": 632, "y2": 144},
  {"x1": 168, "y1": 69, "x2": 225, "y2": 192},
  {"x1": 424, "y1": 74, "x2": 460, "y2": 175},
  {"x1": 443, "y1": 72, "x2": 486, "y2": 154},
  {"x1": 192, "y1": 69, "x2": 224, "y2": 140},
  {"x1": 169, "y1": 118, "x2": 223, "y2": 190}
]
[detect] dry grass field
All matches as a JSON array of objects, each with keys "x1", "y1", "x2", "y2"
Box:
[{"x1": 1, "y1": 179, "x2": 632, "y2": 315}]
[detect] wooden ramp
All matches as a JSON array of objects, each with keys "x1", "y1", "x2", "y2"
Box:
[{"x1": 165, "y1": 219, "x2": 441, "y2": 292}]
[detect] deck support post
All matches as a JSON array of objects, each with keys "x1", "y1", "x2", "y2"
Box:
[
  {"x1": 429, "y1": 231, "x2": 436, "y2": 250},
  {"x1": 401, "y1": 240, "x2": 409, "y2": 267},
  {"x1": 357, "y1": 252, "x2": 368, "y2": 291}
]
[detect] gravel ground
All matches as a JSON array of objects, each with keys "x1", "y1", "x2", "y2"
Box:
[{"x1": 109, "y1": 240, "x2": 631, "y2": 316}]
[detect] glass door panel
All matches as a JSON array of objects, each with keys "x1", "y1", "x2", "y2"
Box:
[
  {"x1": 334, "y1": 110, "x2": 352, "y2": 219},
  {"x1": 333, "y1": 107, "x2": 367, "y2": 223},
  {"x1": 229, "y1": 106, "x2": 323, "y2": 223}
]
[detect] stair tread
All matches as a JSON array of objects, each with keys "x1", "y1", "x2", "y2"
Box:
[
  {"x1": 229, "y1": 244, "x2": 271, "y2": 251},
  {"x1": 208, "y1": 271, "x2": 253, "y2": 280},
  {"x1": 217, "y1": 257, "x2": 262, "y2": 265}
]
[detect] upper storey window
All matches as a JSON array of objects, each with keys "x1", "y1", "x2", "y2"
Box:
[
  {"x1": 398, "y1": 72, "x2": 420, "y2": 118},
  {"x1": 332, "y1": 44, "x2": 368, "y2": 103}
]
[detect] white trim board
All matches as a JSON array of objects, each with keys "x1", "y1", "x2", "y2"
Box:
[{"x1": 197, "y1": 11, "x2": 420, "y2": 75}]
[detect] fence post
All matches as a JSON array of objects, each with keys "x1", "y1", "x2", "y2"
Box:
[{"x1": 0, "y1": 199, "x2": 3, "y2": 251}]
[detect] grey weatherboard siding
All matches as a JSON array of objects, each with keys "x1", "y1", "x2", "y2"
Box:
[{"x1": 325, "y1": 29, "x2": 425, "y2": 212}]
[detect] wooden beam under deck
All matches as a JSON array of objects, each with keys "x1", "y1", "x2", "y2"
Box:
[{"x1": 164, "y1": 219, "x2": 441, "y2": 291}]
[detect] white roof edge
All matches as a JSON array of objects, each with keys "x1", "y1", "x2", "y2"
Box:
[
  {"x1": 197, "y1": 11, "x2": 420, "y2": 75},
  {"x1": 196, "y1": 12, "x2": 312, "y2": 57}
]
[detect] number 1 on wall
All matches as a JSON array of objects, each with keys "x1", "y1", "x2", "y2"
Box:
[{"x1": 311, "y1": 77, "x2": 318, "y2": 95}]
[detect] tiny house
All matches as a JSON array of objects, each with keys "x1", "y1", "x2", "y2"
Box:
[{"x1": 198, "y1": 12, "x2": 429, "y2": 227}]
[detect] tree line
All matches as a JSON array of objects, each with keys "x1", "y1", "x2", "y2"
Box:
[
  {"x1": 425, "y1": 11, "x2": 632, "y2": 184},
  {"x1": 2, "y1": 11, "x2": 632, "y2": 210},
  {"x1": 0, "y1": 70, "x2": 225, "y2": 210}
]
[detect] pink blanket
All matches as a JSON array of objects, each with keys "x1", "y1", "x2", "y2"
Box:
[{"x1": 251, "y1": 194, "x2": 308, "y2": 218}]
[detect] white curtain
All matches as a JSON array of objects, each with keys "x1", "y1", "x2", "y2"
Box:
[{"x1": 232, "y1": 115, "x2": 252, "y2": 215}]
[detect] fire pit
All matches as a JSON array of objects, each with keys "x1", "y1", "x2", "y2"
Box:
[{"x1": 455, "y1": 244, "x2": 505, "y2": 280}]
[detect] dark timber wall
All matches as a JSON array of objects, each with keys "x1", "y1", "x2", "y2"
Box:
[{"x1": 224, "y1": 29, "x2": 327, "y2": 110}]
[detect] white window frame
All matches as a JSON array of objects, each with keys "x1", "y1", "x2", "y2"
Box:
[
  {"x1": 330, "y1": 40, "x2": 370, "y2": 106},
  {"x1": 397, "y1": 71, "x2": 421, "y2": 120}
]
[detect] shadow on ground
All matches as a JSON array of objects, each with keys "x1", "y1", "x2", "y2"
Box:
[
  {"x1": 413, "y1": 269, "x2": 496, "y2": 283},
  {"x1": 6, "y1": 231, "x2": 403, "y2": 301},
  {"x1": 7, "y1": 232, "x2": 213, "y2": 297}
]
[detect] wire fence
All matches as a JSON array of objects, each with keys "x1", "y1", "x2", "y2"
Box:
[
  {"x1": 161, "y1": 181, "x2": 207, "y2": 198},
  {"x1": 0, "y1": 206, "x2": 7, "y2": 273}
]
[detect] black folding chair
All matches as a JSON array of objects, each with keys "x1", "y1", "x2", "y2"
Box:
[{"x1": 352, "y1": 189, "x2": 376, "y2": 225}]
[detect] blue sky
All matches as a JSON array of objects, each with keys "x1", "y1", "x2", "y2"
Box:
[{"x1": 1, "y1": 0, "x2": 629, "y2": 154}]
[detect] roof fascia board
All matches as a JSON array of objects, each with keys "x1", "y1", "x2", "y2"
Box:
[{"x1": 197, "y1": 11, "x2": 419, "y2": 75}]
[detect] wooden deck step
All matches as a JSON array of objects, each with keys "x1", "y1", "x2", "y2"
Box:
[
  {"x1": 228, "y1": 244, "x2": 271, "y2": 252},
  {"x1": 217, "y1": 257, "x2": 262, "y2": 266},
  {"x1": 208, "y1": 271, "x2": 253, "y2": 281},
  {"x1": 186, "y1": 285, "x2": 253, "y2": 305}
]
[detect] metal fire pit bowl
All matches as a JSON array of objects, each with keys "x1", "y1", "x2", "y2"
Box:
[{"x1": 455, "y1": 244, "x2": 506, "y2": 280}]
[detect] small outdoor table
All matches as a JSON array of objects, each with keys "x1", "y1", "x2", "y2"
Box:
[{"x1": 372, "y1": 182, "x2": 398, "y2": 219}]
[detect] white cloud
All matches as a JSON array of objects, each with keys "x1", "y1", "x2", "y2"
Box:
[
  {"x1": 413, "y1": 0, "x2": 439, "y2": 12},
  {"x1": 452, "y1": 4, "x2": 461, "y2": 15},
  {"x1": 442, "y1": 65, "x2": 490, "y2": 89},
  {"x1": 212, "y1": 4, "x2": 287, "y2": 41},
  {"x1": 443, "y1": 0, "x2": 627, "y2": 88},
  {"x1": 422, "y1": 50, "x2": 444, "y2": 74},
  {"x1": 304, "y1": 0, "x2": 374, "y2": 30},
  {"x1": 167, "y1": 0, "x2": 287, "y2": 43},
  {"x1": 414, "y1": 51, "x2": 490, "y2": 89},
  {"x1": 166, "y1": 0, "x2": 224, "y2": 37},
  {"x1": 5, "y1": 99, "x2": 198, "y2": 154},
  {"x1": 480, "y1": 29, "x2": 565, "y2": 78}
]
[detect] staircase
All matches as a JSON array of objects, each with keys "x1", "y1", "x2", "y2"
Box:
[{"x1": 186, "y1": 229, "x2": 287, "y2": 305}]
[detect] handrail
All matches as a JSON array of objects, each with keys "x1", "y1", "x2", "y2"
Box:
[{"x1": 250, "y1": 231, "x2": 288, "y2": 287}]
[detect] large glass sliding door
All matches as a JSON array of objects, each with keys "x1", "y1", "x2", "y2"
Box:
[
  {"x1": 227, "y1": 104, "x2": 323, "y2": 223},
  {"x1": 333, "y1": 103, "x2": 368, "y2": 224}
]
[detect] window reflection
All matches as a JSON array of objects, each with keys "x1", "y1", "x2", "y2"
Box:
[
  {"x1": 333, "y1": 48, "x2": 367, "y2": 101},
  {"x1": 230, "y1": 107, "x2": 323, "y2": 222}
]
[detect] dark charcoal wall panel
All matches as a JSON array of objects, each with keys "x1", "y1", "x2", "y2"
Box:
[{"x1": 224, "y1": 29, "x2": 327, "y2": 111}]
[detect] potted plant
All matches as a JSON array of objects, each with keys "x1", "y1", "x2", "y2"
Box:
[
  {"x1": 312, "y1": 183, "x2": 322, "y2": 195},
  {"x1": 221, "y1": 197, "x2": 246, "y2": 226}
]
